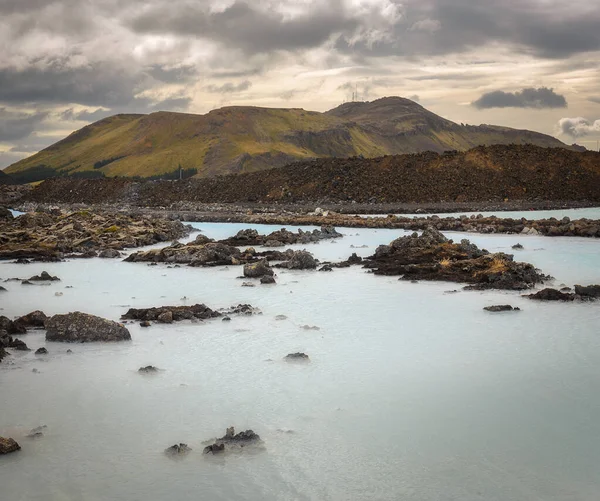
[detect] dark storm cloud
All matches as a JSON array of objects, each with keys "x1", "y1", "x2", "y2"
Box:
[
  {"x1": 0, "y1": 109, "x2": 48, "y2": 141},
  {"x1": 472, "y1": 87, "x2": 567, "y2": 109},
  {"x1": 146, "y1": 64, "x2": 199, "y2": 84},
  {"x1": 129, "y1": 1, "x2": 356, "y2": 54},
  {"x1": 0, "y1": 59, "x2": 149, "y2": 107},
  {"x1": 205, "y1": 80, "x2": 252, "y2": 94}
]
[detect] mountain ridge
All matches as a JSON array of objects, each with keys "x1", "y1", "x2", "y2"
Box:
[{"x1": 4, "y1": 97, "x2": 571, "y2": 182}]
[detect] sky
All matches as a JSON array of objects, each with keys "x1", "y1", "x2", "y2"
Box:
[{"x1": 1, "y1": 0, "x2": 599, "y2": 169}]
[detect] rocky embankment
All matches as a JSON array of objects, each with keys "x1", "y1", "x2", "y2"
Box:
[
  {"x1": 363, "y1": 227, "x2": 549, "y2": 290},
  {"x1": 0, "y1": 209, "x2": 191, "y2": 261},
  {"x1": 18, "y1": 145, "x2": 600, "y2": 205}
]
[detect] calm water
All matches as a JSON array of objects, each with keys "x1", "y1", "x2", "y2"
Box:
[{"x1": 1, "y1": 219, "x2": 600, "y2": 501}]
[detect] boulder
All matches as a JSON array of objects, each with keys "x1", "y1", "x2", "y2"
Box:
[
  {"x1": 140, "y1": 320, "x2": 151, "y2": 328},
  {"x1": 35, "y1": 347, "x2": 48, "y2": 355},
  {"x1": 15, "y1": 310, "x2": 48, "y2": 329},
  {"x1": 574, "y1": 284, "x2": 600, "y2": 298},
  {"x1": 483, "y1": 305, "x2": 519, "y2": 312},
  {"x1": 286, "y1": 250, "x2": 317, "y2": 270},
  {"x1": 0, "y1": 315, "x2": 26, "y2": 335},
  {"x1": 45, "y1": 312, "x2": 132, "y2": 342},
  {"x1": 8, "y1": 338, "x2": 30, "y2": 351},
  {"x1": 0, "y1": 437, "x2": 20, "y2": 454},
  {"x1": 347, "y1": 253, "x2": 362, "y2": 265},
  {"x1": 260, "y1": 276, "x2": 276, "y2": 284},
  {"x1": 28, "y1": 271, "x2": 59, "y2": 281},
  {"x1": 512, "y1": 243, "x2": 524, "y2": 250},
  {"x1": 243, "y1": 259, "x2": 273, "y2": 278}
]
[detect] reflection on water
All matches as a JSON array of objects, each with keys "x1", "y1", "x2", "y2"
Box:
[{"x1": 1, "y1": 221, "x2": 600, "y2": 501}]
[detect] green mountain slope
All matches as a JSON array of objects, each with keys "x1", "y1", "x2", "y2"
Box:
[{"x1": 4, "y1": 97, "x2": 570, "y2": 182}]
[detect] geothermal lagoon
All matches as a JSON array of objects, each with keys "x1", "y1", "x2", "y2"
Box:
[{"x1": 1, "y1": 215, "x2": 600, "y2": 501}]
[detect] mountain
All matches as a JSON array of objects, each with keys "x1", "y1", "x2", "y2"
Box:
[{"x1": 4, "y1": 97, "x2": 570, "y2": 182}]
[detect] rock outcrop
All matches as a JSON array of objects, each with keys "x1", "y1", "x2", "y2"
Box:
[
  {"x1": 0, "y1": 210, "x2": 191, "y2": 261},
  {"x1": 285, "y1": 352, "x2": 310, "y2": 361},
  {"x1": 525, "y1": 288, "x2": 575, "y2": 301},
  {"x1": 45, "y1": 312, "x2": 131, "y2": 342},
  {"x1": 220, "y1": 226, "x2": 342, "y2": 246},
  {"x1": 364, "y1": 227, "x2": 548, "y2": 290},
  {"x1": 28, "y1": 271, "x2": 59, "y2": 282},
  {"x1": 122, "y1": 304, "x2": 221, "y2": 322}
]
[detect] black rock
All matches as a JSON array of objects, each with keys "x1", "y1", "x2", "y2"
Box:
[
  {"x1": 138, "y1": 365, "x2": 159, "y2": 373},
  {"x1": 164, "y1": 443, "x2": 192, "y2": 456},
  {"x1": 285, "y1": 352, "x2": 309, "y2": 361},
  {"x1": 318, "y1": 265, "x2": 333, "y2": 272},
  {"x1": 203, "y1": 443, "x2": 225, "y2": 454},
  {"x1": 260, "y1": 276, "x2": 276, "y2": 284},
  {"x1": 483, "y1": 305, "x2": 520, "y2": 312},
  {"x1": 525, "y1": 288, "x2": 575, "y2": 301},
  {"x1": 9, "y1": 338, "x2": 30, "y2": 351},
  {"x1": 28, "y1": 271, "x2": 60, "y2": 282},
  {"x1": 512, "y1": 243, "x2": 524, "y2": 250},
  {"x1": 574, "y1": 284, "x2": 600, "y2": 298},
  {"x1": 35, "y1": 347, "x2": 48, "y2": 355},
  {"x1": 140, "y1": 320, "x2": 151, "y2": 327}
]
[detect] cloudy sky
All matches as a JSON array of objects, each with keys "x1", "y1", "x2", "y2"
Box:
[{"x1": 1, "y1": 0, "x2": 599, "y2": 169}]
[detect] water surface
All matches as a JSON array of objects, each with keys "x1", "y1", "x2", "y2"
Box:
[{"x1": 1, "y1": 222, "x2": 600, "y2": 501}]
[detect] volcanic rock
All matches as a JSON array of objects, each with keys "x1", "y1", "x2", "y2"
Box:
[
  {"x1": 0, "y1": 437, "x2": 20, "y2": 454},
  {"x1": 45, "y1": 312, "x2": 132, "y2": 342},
  {"x1": 483, "y1": 305, "x2": 520, "y2": 312}
]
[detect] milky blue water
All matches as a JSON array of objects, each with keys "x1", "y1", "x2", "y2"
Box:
[{"x1": 1, "y1": 218, "x2": 600, "y2": 501}]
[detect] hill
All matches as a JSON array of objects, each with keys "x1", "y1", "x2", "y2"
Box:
[
  {"x1": 24, "y1": 145, "x2": 600, "y2": 205},
  {"x1": 0, "y1": 170, "x2": 15, "y2": 184},
  {"x1": 5, "y1": 97, "x2": 570, "y2": 182}
]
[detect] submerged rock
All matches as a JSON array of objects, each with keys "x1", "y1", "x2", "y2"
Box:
[
  {"x1": 285, "y1": 352, "x2": 310, "y2": 361},
  {"x1": 27, "y1": 426, "x2": 47, "y2": 438},
  {"x1": 164, "y1": 443, "x2": 192, "y2": 456},
  {"x1": 0, "y1": 437, "x2": 20, "y2": 454},
  {"x1": 0, "y1": 346, "x2": 8, "y2": 362},
  {"x1": 45, "y1": 312, "x2": 132, "y2": 342},
  {"x1": 203, "y1": 427, "x2": 261, "y2": 454},
  {"x1": 140, "y1": 320, "x2": 151, "y2": 328},
  {"x1": 138, "y1": 365, "x2": 159, "y2": 373},
  {"x1": 35, "y1": 347, "x2": 48, "y2": 355},
  {"x1": 260, "y1": 276, "x2": 276, "y2": 284},
  {"x1": 483, "y1": 305, "x2": 520, "y2": 312},
  {"x1": 512, "y1": 243, "x2": 524, "y2": 250}
]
